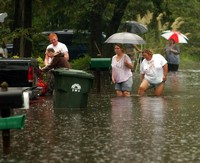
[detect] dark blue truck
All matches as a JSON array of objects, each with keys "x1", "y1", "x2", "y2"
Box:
[{"x1": 0, "y1": 58, "x2": 41, "y2": 99}]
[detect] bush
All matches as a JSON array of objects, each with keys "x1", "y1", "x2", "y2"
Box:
[{"x1": 70, "y1": 55, "x2": 91, "y2": 70}]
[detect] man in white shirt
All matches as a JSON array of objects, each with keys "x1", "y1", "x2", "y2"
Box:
[{"x1": 44, "y1": 33, "x2": 69, "y2": 66}]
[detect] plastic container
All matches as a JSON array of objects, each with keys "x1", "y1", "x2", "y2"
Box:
[{"x1": 53, "y1": 68, "x2": 94, "y2": 108}]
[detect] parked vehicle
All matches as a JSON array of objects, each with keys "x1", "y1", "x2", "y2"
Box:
[{"x1": 0, "y1": 58, "x2": 42, "y2": 99}]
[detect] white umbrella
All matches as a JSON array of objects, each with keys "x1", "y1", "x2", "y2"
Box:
[
  {"x1": 161, "y1": 30, "x2": 189, "y2": 43},
  {"x1": 104, "y1": 32, "x2": 146, "y2": 44}
]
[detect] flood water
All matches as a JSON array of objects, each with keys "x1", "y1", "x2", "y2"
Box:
[{"x1": 1, "y1": 67, "x2": 200, "y2": 162}]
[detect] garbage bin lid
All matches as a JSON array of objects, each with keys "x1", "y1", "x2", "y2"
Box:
[{"x1": 53, "y1": 68, "x2": 94, "y2": 79}]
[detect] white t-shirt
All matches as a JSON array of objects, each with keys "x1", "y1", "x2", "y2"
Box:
[
  {"x1": 46, "y1": 42, "x2": 68, "y2": 64},
  {"x1": 47, "y1": 42, "x2": 68, "y2": 53},
  {"x1": 111, "y1": 54, "x2": 132, "y2": 83},
  {"x1": 141, "y1": 54, "x2": 167, "y2": 84}
]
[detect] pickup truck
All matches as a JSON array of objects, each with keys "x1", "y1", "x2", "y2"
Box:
[{"x1": 0, "y1": 58, "x2": 42, "y2": 99}]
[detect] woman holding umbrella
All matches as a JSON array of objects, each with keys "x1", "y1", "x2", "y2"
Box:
[
  {"x1": 111, "y1": 44, "x2": 133, "y2": 97},
  {"x1": 164, "y1": 38, "x2": 180, "y2": 71}
]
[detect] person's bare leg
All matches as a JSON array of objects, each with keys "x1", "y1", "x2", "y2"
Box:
[
  {"x1": 154, "y1": 83, "x2": 165, "y2": 96},
  {"x1": 116, "y1": 90, "x2": 123, "y2": 96},
  {"x1": 137, "y1": 79, "x2": 149, "y2": 96},
  {"x1": 123, "y1": 91, "x2": 131, "y2": 97}
]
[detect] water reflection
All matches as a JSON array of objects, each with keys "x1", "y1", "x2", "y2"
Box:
[
  {"x1": 167, "y1": 72, "x2": 180, "y2": 93},
  {"x1": 139, "y1": 96, "x2": 166, "y2": 161},
  {"x1": 110, "y1": 97, "x2": 137, "y2": 162},
  {"x1": 111, "y1": 97, "x2": 134, "y2": 142}
]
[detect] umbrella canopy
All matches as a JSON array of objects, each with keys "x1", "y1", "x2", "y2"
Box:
[
  {"x1": 161, "y1": 30, "x2": 189, "y2": 43},
  {"x1": 123, "y1": 21, "x2": 148, "y2": 35},
  {"x1": 104, "y1": 32, "x2": 146, "y2": 45}
]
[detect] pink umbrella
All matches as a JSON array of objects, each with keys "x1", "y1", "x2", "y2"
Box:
[{"x1": 161, "y1": 30, "x2": 189, "y2": 43}]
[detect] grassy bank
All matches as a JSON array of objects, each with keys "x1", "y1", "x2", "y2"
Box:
[{"x1": 180, "y1": 53, "x2": 200, "y2": 69}]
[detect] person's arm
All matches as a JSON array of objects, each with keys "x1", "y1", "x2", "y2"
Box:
[
  {"x1": 41, "y1": 57, "x2": 58, "y2": 72},
  {"x1": 124, "y1": 55, "x2": 133, "y2": 69},
  {"x1": 141, "y1": 74, "x2": 145, "y2": 80},
  {"x1": 112, "y1": 74, "x2": 115, "y2": 83},
  {"x1": 170, "y1": 45, "x2": 180, "y2": 54},
  {"x1": 44, "y1": 51, "x2": 49, "y2": 66},
  {"x1": 111, "y1": 57, "x2": 115, "y2": 83},
  {"x1": 124, "y1": 60, "x2": 133, "y2": 69},
  {"x1": 64, "y1": 51, "x2": 69, "y2": 61},
  {"x1": 162, "y1": 63, "x2": 168, "y2": 82}
]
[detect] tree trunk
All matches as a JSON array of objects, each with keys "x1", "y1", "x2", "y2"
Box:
[
  {"x1": 13, "y1": 0, "x2": 21, "y2": 56},
  {"x1": 103, "y1": 0, "x2": 131, "y2": 57},
  {"x1": 24, "y1": 0, "x2": 32, "y2": 57},
  {"x1": 90, "y1": 13, "x2": 103, "y2": 57},
  {"x1": 89, "y1": 1, "x2": 109, "y2": 58},
  {"x1": 13, "y1": 0, "x2": 32, "y2": 57}
]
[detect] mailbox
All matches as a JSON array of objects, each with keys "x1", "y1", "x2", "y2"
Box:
[
  {"x1": 0, "y1": 87, "x2": 28, "y2": 129},
  {"x1": 0, "y1": 83, "x2": 28, "y2": 155},
  {"x1": 0, "y1": 114, "x2": 26, "y2": 130},
  {"x1": 90, "y1": 58, "x2": 111, "y2": 93},
  {"x1": 0, "y1": 88, "x2": 23, "y2": 109},
  {"x1": 90, "y1": 58, "x2": 111, "y2": 70},
  {"x1": 0, "y1": 87, "x2": 29, "y2": 110}
]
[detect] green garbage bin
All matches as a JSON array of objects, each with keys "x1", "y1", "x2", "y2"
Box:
[{"x1": 53, "y1": 68, "x2": 94, "y2": 108}]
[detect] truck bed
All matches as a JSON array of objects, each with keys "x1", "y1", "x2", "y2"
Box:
[
  {"x1": 0, "y1": 58, "x2": 41, "y2": 99},
  {"x1": 0, "y1": 58, "x2": 38, "y2": 87}
]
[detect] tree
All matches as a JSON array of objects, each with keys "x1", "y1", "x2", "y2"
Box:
[
  {"x1": 13, "y1": 0, "x2": 32, "y2": 57},
  {"x1": 103, "y1": 0, "x2": 131, "y2": 56},
  {"x1": 2, "y1": 0, "x2": 200, "y2": 58}
]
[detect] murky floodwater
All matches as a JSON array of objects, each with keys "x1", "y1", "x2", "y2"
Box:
[{"x1": 1, "y1": 68, "x2": 200, "y2": 162}]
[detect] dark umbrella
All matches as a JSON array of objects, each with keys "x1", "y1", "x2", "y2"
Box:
[{"x1": 122, "y1": 21, "x2": 148, "y2": 35}]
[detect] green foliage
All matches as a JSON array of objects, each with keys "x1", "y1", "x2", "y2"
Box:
[
  {"x1": 1, "y1": 0, "x2": 200, "y2": 64},
  {"x1": 12, "y1": 55, "x2": 19, "y2": 58},
  {"x1": 37, "y1": 56, "x2": 45, "y2": 67},
  {"x1": 70, "y1": 55, "x2": 91, "y2": 70},
  {"x1": 180, "y1": 53, "x2": 200, "y2": 69}
]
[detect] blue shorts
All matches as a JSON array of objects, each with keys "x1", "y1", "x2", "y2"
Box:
[{"x1": 115, "y1": 77, "x2": 133, "y2": 91}]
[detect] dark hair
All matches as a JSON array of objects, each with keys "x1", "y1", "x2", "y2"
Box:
[
  {"x1": 47, "y1": 48, "x2": 55, "y2": 53},
  {"x1": 169, "y1": 38, "x2": 175, "y2": 43}
]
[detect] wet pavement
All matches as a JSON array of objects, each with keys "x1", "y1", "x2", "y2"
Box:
[{"x1": 1, "y1": 69, "x2": 200, "y2": 162}]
